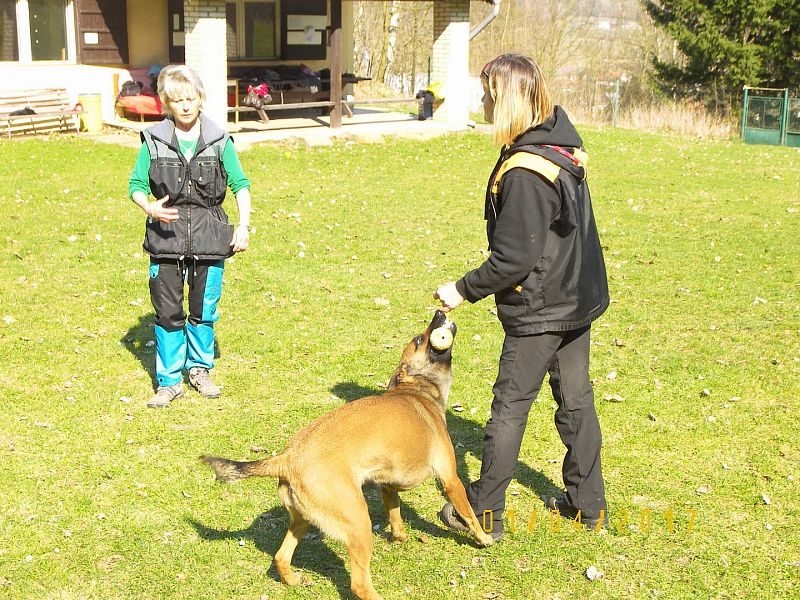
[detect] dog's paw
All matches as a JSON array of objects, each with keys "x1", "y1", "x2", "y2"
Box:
[
  {"x1": 477, "y1": 532, "x2": 495, "y2": 547},
  {"x1": 390, "y1": 532, "x2": 409, "y2": 543},
  {"x1": 280, "y1": 571, "x2": 308, "y2": 586}
]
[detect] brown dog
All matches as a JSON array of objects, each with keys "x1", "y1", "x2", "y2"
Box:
[{"x1": 202, "y1": 310, "x2": 493, "y2": 600}]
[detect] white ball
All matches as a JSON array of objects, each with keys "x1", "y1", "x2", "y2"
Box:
[{"x1": 430, "y1": 326, "x2": 454, "y2": 350}]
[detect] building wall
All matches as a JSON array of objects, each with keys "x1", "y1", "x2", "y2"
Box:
[
  {"x1": 0, "y1": 64, "x2": 132, "y2": 121},
  {"x1": 431, "y1": 0, "x2": 469, "y2": 125},
  {"x1": 0, "y1": 0, "x2": 392, "y2": 128},
  {"x1": 127, "y1": 0, "x2": 169, "y2": 68},
  {"x1": 184, "y1": 0, "x2": 228, "y2": 124},
  {"x1": 182, "y1": 0, "x2": 355, "y2": 124}
]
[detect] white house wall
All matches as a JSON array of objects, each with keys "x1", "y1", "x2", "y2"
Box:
[
  {"x1": 432, "y1": 0, "x2": 469, "y2": 125},
  {"x1": 0, "y1": 63, "x2": 133, "y2": 122}
]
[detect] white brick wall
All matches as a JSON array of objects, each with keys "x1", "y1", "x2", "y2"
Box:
[
  {"x1": 431, "y1": 0, "x2": 470, "y2": 125},
  {"x1": 184, "y1": 0, "x2": 228, "y2": 126}
]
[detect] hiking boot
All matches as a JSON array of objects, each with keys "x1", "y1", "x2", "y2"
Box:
[
  {"x1": 147, "y1": 384, "x2": 184, "y2": 408},
  {"x1": 439, "y1": 502, "x2": 504, "y2": 541},
  {"x1": 547, "y1": 495, "x2": 609, "y2": 530},
  {"x1": 188, "y1": 367, "x2": 221, "y2": 398}
]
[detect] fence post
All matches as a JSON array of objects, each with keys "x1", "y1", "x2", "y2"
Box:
[
  {"x1": 613, "y1": 79, "x2": 620, "y2": 128},
  {"x1": 740, "y1": 86, "x2": 749, "y2": 141},
  {"x1": 780, "y1": 88, "x2": 790, "y2": 147}
]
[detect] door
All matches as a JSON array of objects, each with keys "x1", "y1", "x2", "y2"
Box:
[{"x1": 168, "y1": 0, "x2": 184, "y2": 63}]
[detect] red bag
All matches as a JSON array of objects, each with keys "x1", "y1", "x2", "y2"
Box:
[{"x1": 242, "y1": 83, "x2": 272, "y2": 109}]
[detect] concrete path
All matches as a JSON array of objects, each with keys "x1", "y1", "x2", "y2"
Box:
[{"x1": 89, "y1": 107, "x2": 479, "y2": 150}]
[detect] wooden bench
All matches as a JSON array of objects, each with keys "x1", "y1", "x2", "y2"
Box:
[
  {"x1": 0, "y1": 88, "x2": 82, "y2": 138},
  {"x1": 229, "y1": 101, "x2": 336, "y2": 123},
  {"x1": 227, "y1": 96, "x2": 419, "y2": 125},
  {"x1": 228, "y1": 97, "x2": 422, "y2": 123}
]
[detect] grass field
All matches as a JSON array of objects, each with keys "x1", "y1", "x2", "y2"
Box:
[{"x1": 0, "y1": 126, "x2": 798, "y2": 599}]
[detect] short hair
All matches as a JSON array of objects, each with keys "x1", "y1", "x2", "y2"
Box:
[
  {"x1": 481, "y1": 54, "x2": 554, "y2": 147},
  {"x1": 157, "y1": 64, "x2": 206, "y2": 114}
]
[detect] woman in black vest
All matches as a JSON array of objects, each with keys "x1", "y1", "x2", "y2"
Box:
[
  {"x1": 434, "y1": 54, "x2": 610, "y2": 538},
  {"x1": 129, "y1": 65, "x2": 252, "y2": 408}
]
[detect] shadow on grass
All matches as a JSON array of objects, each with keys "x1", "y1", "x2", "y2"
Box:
[
  {"x1": 121, "y1": 312, "x2": 157, "y2": 386},
  {"x1": 189, "y1": 508, "x2": 354, "y2": 599},
  {"x1": 121, "y1": 312, "x2": 221, "y2": 389},
  {"x1": 330, "y1": 382, "x2": 382, "y2": 402}
]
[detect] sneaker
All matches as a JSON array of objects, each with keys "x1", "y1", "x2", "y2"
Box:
[
  {"x1": 439, "y1": 502, "x2": 504, "y2": 541},
  {"x1": 546, "y1": 495, "x2": 610, "y2": 530},
  {"x1": 188, "y1": 367, "x2": 221, "y2": 398},
  {"x1": 147, "y1": 384, "x2": 184, "y2": 408}
]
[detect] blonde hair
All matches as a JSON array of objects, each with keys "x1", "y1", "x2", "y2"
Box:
[
  {"x1": 481, "y1": 54, "x2": 554, "y2": 147},
  {"x1": 157, "y1": 64, "x2": 206, "y2": 114}
]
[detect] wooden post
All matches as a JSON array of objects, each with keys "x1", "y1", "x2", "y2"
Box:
[{"x1": 329, "y1": 0, "x2": 342, "y2": 128}]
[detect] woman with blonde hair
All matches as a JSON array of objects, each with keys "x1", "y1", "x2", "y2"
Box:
[
  {"x1": 435, "y1": 54, "x2": 610, "y2": 538},
  {"x1": 129, "y1": 64, "x2": 252, "y2": 408}
]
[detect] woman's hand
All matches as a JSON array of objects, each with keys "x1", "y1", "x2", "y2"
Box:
[
  {"x1": 231, "y1": 225, "x2": 250, "y2": 253},
  {"x1": 434, "y1": 282, "x2": 464, "y2": 312},
  {"x1": 147, "y1": 195, "x2": 179, "y2": 223}
]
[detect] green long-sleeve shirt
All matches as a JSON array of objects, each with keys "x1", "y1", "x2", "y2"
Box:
[{"x1": 128, "y1": 137, "x2": 250, "y2": 198}]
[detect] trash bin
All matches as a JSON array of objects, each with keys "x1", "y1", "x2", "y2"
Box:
[
  {"x1": 77, "y1": 93, "x2": 103, "y2": 132},
  {"x1": 417, "y1": 90, "x2": 435, "y2": 120}
]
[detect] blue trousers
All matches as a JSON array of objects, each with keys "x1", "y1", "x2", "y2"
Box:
[{"x1": 148, "y1": 258, "x2": 224, "y2": 387}]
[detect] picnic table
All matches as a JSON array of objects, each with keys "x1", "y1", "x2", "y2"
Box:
[{"x1": 228, "y1": 75, "x2": 371, "y2": 123}]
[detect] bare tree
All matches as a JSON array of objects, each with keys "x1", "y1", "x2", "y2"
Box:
[{"x1": 351, "y1": 0, "x2": 670, "y2": 121}]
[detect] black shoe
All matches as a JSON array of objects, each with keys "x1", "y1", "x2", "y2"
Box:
[
  {"x1": 546, "y1": 495, "x2": 609, "y2": 530},
  {"x1": 439, "y1": 502, "x2": 504, "y2": 541}
]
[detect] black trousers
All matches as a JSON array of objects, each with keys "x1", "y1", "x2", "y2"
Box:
[{"x1": 466, "y1": 326, "x2": 607, "y2": 525}]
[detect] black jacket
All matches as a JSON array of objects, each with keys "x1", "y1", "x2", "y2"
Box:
[
  {"x1": 456, "y1": 106, "x2": 609, "y2": 335},
  {"x1": 141, "y1": 115, "x2": 234, "y2": 260}
]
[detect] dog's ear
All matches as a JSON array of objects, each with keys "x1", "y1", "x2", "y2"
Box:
[
  {"x1": 387, "y1": 364, "x2": 415, "y2": 390},
  {"x1": 387, "y1": 365, "x2": 403, "y2": 390}
]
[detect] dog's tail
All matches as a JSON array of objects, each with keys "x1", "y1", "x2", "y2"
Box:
[{"x1": 201, "y1": 454, "x2": 287, "y2": 483}]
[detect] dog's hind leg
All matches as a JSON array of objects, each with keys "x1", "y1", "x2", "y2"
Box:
[
  {"x1": 380, "y1": 486, "x2": 408, "y2": 542},
  {"x1": 318, "y1": 492, "x2": 381, "y2": 600},
  {"x1": 274, "y1": 505, "x2": 310, "y2": 586},
  {"x1": 344, "y1": 521, "x2": 380, "y2": 599},
  {"x1": 298, "y1": 482, "x2": 381, "y2": 599}
]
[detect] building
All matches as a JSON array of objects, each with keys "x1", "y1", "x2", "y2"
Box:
[{"x1": 1, "y1": 0, "x2": 475, "y2": 128}]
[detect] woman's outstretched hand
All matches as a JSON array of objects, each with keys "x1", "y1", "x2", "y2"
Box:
[{"x1": 434, "y1": 282, "x2": 464, "y2": 312}]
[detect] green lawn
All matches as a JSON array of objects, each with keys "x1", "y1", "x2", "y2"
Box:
[{"x1": 0, "y1": 127, "x2": 798, "y2": 599}]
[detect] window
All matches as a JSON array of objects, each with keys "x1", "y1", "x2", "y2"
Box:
[
  {"x1": 226, "y1": 0, "x2": 276, "y2": 60},
  {"x1": 29, "y1": 0, "x2": 66, "y2": 60},
  {"x1": 0, "y1": 0, "x2": 18, "y2": 61},
  {"x1": 1, "y1": 0, "x2": 73, "y2": 62}
]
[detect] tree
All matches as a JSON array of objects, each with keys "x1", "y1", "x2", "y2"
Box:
[
  {"x1": 641, "y1": 0, "x2": 800, "y2": 113},
  {"x1": 761, "y1": 3, "x2": 800, "y2": 90},
  {"x1": 376, "y1": 1, "x2": 401, "y2": 83}
]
